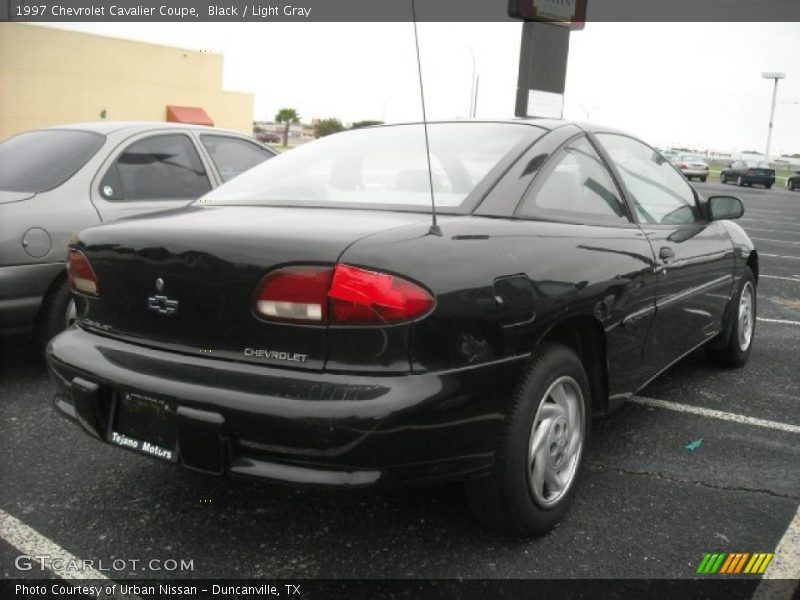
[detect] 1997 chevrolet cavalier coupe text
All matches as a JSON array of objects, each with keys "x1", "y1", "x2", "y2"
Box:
[{"x1": 47, "y1": 120, "x2": 757, "y2": 535}]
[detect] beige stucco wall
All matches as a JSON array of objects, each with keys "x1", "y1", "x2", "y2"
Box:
[{"x1": 0, "y1": 23, "x2": 253, "y2": 141}]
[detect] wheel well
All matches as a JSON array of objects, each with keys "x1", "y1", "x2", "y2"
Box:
[
  {"x1": 35, "y1": 269, "x2": 67, "y2": 328},
  {"x1": 746, "y1": 250, "x2": 759, "y2": 284},
  {"x1": 538, "y1": 316, "x2": 608, "y2": 415}
]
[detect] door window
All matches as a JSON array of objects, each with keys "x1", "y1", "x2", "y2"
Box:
[
  {"x1": 99, "y1": 134, "x2": 211, "y2": 201},
  {"x1": 596, "y1": 134, "x2": 701, "y2": 225},
  {"x1": 517, "y1": 136, "x2": 629, "y2": 223},
  {"x1": 199, "y1": 135, "x2": 273, "y2": 183}
]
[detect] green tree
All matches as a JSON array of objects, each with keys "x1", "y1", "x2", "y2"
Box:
[
  {"x1": 351, "y1": 120, "x2": 384, "y2": 129},
  {"x1": 275, "y1": 108, "x2": 300, "y2": 147},
  {"x1": 314, "y1": 118, "x2": 345, "y2": 138}
]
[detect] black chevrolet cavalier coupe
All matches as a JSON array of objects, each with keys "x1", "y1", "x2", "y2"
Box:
[{"x1": 47, "y1": 120, "x2": 757, "y2": 536}]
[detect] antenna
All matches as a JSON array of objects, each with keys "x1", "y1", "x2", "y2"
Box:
[{"x1": 410, "y1": 0, "x2": 442, "y2": 236}]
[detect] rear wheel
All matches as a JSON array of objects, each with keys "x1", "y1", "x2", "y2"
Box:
[
  {"x1": 465, "y1": 343, "x2": 590, "y2": 537},
  {"x1": 707, "y1": 268, "x2": 756, "y2": 367},
  {"x1": 36, "y1": 279, "x2": 76, "y2": 352},
  {"x1": 700, "y1": 176, "x2": 707, "y2": 182}
]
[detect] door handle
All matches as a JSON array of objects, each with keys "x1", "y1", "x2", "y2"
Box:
[{"x1": 659, "y1": 247, "x2": 676, "y2": 263}]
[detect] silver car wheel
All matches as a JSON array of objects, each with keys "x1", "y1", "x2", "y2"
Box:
[
  {"x1": 526, "y1": 375, "x2": 585, "y2": 508},
  {"x1": 738, "y1": 281, "x2": 755, "y2": 352},
  {"x1": 65, "y1": 299, "x2": 77, "y2": 329}
]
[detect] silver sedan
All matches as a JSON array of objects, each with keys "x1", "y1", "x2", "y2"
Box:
[
  {"x1": 675, "y1": 154, "x2": 710, "y2": 182},
  {"x1": 0, "y1": 121, "x2": 276, "y2": 348}
]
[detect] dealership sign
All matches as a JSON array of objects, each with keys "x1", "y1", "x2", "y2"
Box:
[{"x1": 508, "y1": 0, "x2": 587, "y2": 28}]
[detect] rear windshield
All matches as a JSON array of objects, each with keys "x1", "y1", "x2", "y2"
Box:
[
  {"x1": 198, "y1": 123, "x2": 536, "y2": 211},
  {"x1": 681, "y1": 155, "x2": 705, "y2": 162},
  {"x1": 0, "y1": 130, "x2": 105, "y2": 193}
]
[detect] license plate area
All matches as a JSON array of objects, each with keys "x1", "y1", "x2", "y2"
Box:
[{"x1": 109, "y1": 392, "x2": 178, "y2": 463}]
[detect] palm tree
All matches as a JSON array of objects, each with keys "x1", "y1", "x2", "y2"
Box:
[{"x1": 275, "y1": 108, "x2": 300, "y2": 148}]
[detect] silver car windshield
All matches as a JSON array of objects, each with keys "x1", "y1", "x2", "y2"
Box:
[{"x1": 198, "y1": 123, "x2": 535, "y2": 210}]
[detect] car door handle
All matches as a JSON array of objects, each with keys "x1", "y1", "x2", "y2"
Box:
[{"x1": 659, "y1": 247, "x2": 676, "y2": 263}]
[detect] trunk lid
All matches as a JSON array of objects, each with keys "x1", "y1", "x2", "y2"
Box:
[{"x1": 76, "y1": 205, "x2": 429, "y2": 370}]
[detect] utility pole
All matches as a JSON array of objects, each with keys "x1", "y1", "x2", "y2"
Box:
[{"x1": 762, "y1": 72, "x2": 785, "y2": 164}]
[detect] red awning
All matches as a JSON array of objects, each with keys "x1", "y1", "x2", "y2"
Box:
[{"x1": 166, "y1": 105, "x2": 214, "y2": 126}]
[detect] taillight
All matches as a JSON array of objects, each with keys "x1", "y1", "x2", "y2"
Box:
[
  {"x1": 253, "y1": 266, "x2": 332, "y2": 322},
  {"x1": 253, "y1": 264, "x2": 434, "y2": 325},
  {"x1": 680, "y1": 164, "x2": 689, "y2": 170},
  {"x1": 328, "y1": 264, "x2": 434, "y2": 324},
  {"x1": 66, "y1": 249, "x2": 100, "y2": 296}
]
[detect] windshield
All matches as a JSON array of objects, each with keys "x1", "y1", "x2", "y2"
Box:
[
  {"x1": 0, "y1": 130, "x2": 105, "y2": 193},
  {"x1": 199, "y1": 123, "x2": 536, "y2": 210}
]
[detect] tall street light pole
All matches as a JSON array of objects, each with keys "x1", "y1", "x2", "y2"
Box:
[{"x1": 762, "y1": 72, "x2": 785, "y2": 164}]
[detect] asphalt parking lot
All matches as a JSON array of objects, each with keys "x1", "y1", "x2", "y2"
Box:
[{"x1": 1, "y1": 182, "x2": 798, "y2": 583}]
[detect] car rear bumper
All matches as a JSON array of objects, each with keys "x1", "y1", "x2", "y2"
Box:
[
  {"x1": 0, "y1": 262, "x2": 64, "y2": 334},
  {"x1": 680, "y1": 169, "x2": 709, "y2": 178},
  {"x1": 47, "y1": 327, "x2": 527, "y2": 487}
]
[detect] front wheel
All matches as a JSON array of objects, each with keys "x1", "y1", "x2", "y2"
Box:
[
  {"x1": 707, "y1": 268, "x2": 756, "y2": 367},
  {"x1": 720, "y1": 173, "x2": 727, "y2": 184},
  {"x1": 737, "y1": 176, "x2": 744, "y2": 186},
  {"x1": 465, "y1": 343, "x2": 590, "y2": 536},
  {"x1": 765, "y1": 184, "x2": 772, "y2": 190}
]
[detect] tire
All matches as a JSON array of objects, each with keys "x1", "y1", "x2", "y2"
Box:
[
  {"x1": 465, "y1": 342, "x2": 591, "y2": 537},
  {"x1": 35, "y1": 278, "x2": 76, "y2": 353},
  {"x1": 700, "y1": 176, "x2": 707, "y2": 182},
  {"x1": 765, "y1": 184, "x2": 772, "y2": 190},
  {"x1": 707, "y1": 268, "x2": 756, "y2": 368},
  {"x1": 737, "y1": 176, "x2": 744, "y2": 186},
  {"x1": 720, "y1": 173, "x2": 727, "y2": 184}
]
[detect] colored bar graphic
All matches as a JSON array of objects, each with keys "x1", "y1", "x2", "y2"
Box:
[{"x1": 698, "y1": 552, "x2": 774, "y2": 575}]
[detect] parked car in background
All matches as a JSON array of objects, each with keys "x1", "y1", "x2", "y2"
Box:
[
  {"x1": 675, "y1": 154, "x2": 710, "y2": 182},
  {"x1": 787, "y1": 170, "x2": 800, "y2": 191},
  {"x1": 256, "y1": 132, "x2": 281, "y2": 144},
  {"x1": 48, "y1": 120, "x2": 757, "y2": 536},
  {"x1": 0, "y1": 122, "x2": 276, "y2": 347},
  {"x1": 720, "y1": 160, "x2": 776, "y2": 188}
]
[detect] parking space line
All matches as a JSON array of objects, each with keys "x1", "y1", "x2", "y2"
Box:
[
  {"x1": 758, "y1": 317, "x2": 800, "y2": 327},
  {"x1": 630, "y1": 397, "x2": 800, "y2": 434},
  {"x1": 751, "y1": 237, "x2": 800, "y2": 246},
  {"x1": 0, "y1": 508, "x2": 110, "y2": 580},
  {"x1": 745, "y1": 227, "x2": 800, "y2": 236},
  {"x1": 761, "y1": 275, "x2": 800, "y2": 283},
  {"x1": 740, "y1": 219, "x2": 800, "y2": 228},
  {"x1": 761, "y1": 253, "x2": 800, "y2": 261}
]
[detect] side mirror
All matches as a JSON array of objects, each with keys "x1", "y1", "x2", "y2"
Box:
[{"x1": 709, "y1": 195, "x2": 744, "y2": 221}]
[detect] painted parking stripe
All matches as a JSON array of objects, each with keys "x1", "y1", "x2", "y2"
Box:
[
  {"x1": 757, "y1": 317, "x2": 800, "y2": 327},
  {"x1": 744, "y1": 227, "x2": 800, "y2": 236},
  {"x1": 751, "y1": 237, "x2": 800, "y2": 246},
  {"x1": 0, "y1": 508, "x2": 109, "y2": 580},
  {"x1": 761, "y1": 253, "x2": 800, "y2": 261},
  {"x1": 630, "y1": 397, "x2": 800, "y2": 434},
  {"x1": 760, "y1": 275, "x2": 800, "y2": 282}
]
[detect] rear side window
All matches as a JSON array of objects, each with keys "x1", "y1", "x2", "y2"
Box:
[
  {"x1": 200, "y1": 135, "x2": 273, "y2": 183},
  {"x1": 596, "y1": 133, "x2": 701, "y2": 225},
  {"x1": 100, "y1": 134, "x2": 211, "y2": 201},
  {"x1": 518, "y1": 137, "x2": 629, "y2": 224},
  {"x1": 0, "y1": 130, "x2": 104, "y2": 193}
]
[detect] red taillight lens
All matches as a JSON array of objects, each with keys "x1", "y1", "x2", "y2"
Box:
[
  {"x1": 66, "y1": 249, "x2": 100, "y2": 296},
  {"x1": 328, "y1": 264, "x2": 433, "y2": 324},
  {"x1": 253, "y1": 264, "x2": 434, "y2": 325},
  {"x1": 680, "y1": 164, "x2": 689, "y2": 170},
  {"x1": 253, "y1": 266, "x2": 332, "y2": 322}
]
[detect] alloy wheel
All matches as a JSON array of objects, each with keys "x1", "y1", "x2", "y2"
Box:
[
  {"x1": 526, "y1": 375, "x2": 585, "y2": 508},
  {"x1": 738, "y1": 281, "x2": 755, "y2": 352}
]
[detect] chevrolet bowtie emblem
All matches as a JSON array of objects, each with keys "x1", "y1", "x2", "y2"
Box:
[{"x1": 147, "y1": 294, "x2": 178, "y2": 316}]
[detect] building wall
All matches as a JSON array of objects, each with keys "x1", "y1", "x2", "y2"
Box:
[{"x1": 0, "y1": 23, "x2": 253, "y2": 141}]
